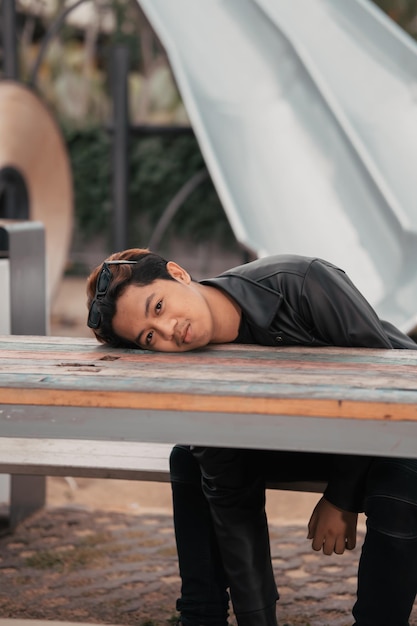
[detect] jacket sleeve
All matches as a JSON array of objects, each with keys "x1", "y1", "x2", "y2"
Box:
[
  {"x1": 323, "y1": 455, "x2": 372, "y2": 512},
  {"x1": 300, "y1": 259, "x2": 394, "y2": 349},
  {"x1": 300, "y1": 259, "x2": 393, "y2": 511}
]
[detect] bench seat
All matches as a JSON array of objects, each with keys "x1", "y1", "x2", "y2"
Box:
[{"x1": 0, "y1": 438, "x2": 325, "y2": 493}]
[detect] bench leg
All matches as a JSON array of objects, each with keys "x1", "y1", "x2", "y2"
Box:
[{"x1": 0, "y1": 475, "x2": 46, "y2": 533}]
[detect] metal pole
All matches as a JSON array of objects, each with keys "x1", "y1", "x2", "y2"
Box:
[
  {"x1": 2, "y1": 0, "x2": 18, "y2": 79},
  {"x1": 111, "y1": 44, "x2": 130, "y2": 252},
  {"x1": 0, "y1": 220, "x2": 47, "y2": 532}
]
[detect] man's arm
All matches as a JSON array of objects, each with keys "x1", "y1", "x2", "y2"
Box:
[
  {"x1": 300, "y1": 258, "x2": 394, "y2": 349},
  {"x1": 300, "y1": 259, "x2": 389, "y2": 523}
]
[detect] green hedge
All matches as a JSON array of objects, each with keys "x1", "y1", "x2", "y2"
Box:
[
  {"x1": 64, "y1": 126, "x2": 112, "y2": 238},
  {"x1": 64, "y1": 126, "x2": 237, "y2": 250}
]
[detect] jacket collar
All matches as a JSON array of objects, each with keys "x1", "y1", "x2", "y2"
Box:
[{"x1": 201, "y1": 273, "x2": 282, "y2": 329}]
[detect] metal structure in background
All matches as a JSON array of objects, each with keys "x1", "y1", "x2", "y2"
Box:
[
  {"x1": 0, "y1": 220, "x2": 47, "y2": 532},
  {"x1": 0, "y1": 221, "x2": 47, "y2": 335},
  {"x1": 148, "y1": 168, "x2": 208, "y2": 250},
  {"x1": 111, "y1": 45, "x2": 130, "y2": 253},
  {"x1": 2, "y1": 0, "x2": 18, "y2": 79}
]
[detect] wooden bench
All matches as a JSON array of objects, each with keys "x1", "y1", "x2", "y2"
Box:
[{"x1": 0, "y1": 335, "x2": 416, "y2": 529}]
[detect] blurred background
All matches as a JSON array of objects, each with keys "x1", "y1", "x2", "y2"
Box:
[
  {"x1": 1, "y1": 0, "x2": 417, "y2": 337},
  {"x1": 1, "y1": 0, "x2": 247, "y2": 278}
]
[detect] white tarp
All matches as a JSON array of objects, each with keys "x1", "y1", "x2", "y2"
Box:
[{"x1": 139, "y1": 0, "x2": 417, "y2": 332}]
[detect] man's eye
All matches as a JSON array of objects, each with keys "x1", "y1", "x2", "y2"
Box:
[
  {"x1": 155, "y1": 300, "x2": 162, "y2": 313},
  {"x1": 145, "y1": 331, "x2": 154, "y2": 346}
]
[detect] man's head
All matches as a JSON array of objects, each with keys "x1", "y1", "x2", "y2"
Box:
[
  {"x1": 86, "y1": 247, "x2": 227, "y2": 352},
  {"x1": 86, "y1": 248, "x2": 175, "y2": 348}
]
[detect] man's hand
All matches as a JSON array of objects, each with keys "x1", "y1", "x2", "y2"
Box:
[{"x1": 307, "y1": 496, "x2": 358, "y2": 555}]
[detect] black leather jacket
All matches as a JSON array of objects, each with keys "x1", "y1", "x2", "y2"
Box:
[
  {"x1": 203, "y1": 254, "x2": 416, "y2": 351},
  {"x1": 202, "y1": 254, "x2": 417, "y2": 511}
]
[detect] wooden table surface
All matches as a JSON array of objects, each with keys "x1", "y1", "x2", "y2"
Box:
[{"x1": 0, "y1": 335, "x2": 416, "y2": 458}]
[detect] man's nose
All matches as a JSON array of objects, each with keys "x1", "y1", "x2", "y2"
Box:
[{"x1": 157, "y1": 318, "x2": 176, "y2": 340}]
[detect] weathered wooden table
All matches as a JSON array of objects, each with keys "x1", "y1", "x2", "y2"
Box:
[
  {"x1": 0, "y1": 335, "x2": 416, "y2": 528},
  {"x1": 0, "y1": 334, "x2": 416, "y2": 456}
]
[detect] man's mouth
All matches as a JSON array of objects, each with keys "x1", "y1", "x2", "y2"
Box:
[{"x1": 180, "y1": 322, "x2": 191, "y2": 345}]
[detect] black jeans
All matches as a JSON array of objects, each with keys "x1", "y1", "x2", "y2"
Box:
[{"x1": 170, "y1": 445, "x2": 417, "y2": 626}]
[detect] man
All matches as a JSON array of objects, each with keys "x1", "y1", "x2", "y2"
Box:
[{"x1": 87, "y1": 249, "x2": 417, "y2": 626}]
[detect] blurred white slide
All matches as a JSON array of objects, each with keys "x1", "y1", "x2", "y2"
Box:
[{"x1": 139, "y1": 0, "x2": 417, "y2": 332}]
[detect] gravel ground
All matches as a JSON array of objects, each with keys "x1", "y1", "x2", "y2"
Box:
[{"x1": 0, "y1": 504, "x2": 367, "y2": 626}]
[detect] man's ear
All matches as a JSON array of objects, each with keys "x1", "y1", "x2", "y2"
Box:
[{"x1": 166, "y1": 261, "x2": 191, "y2": 284}]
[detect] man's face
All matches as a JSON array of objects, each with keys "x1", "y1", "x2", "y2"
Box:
[{"x1": 112, "y1": 262, "x2": 215, "y2": 352}]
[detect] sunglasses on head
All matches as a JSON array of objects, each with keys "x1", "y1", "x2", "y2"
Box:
[{"x1": 87, "y1": 260, "x2": 138, "y2": 330}]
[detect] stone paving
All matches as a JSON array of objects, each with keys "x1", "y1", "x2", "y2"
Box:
[{"x1": 2, "y1": 505, "x2": 416, "y2": 626}]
